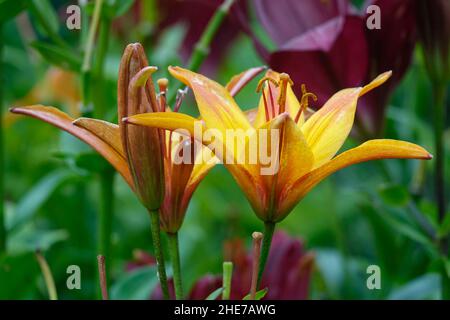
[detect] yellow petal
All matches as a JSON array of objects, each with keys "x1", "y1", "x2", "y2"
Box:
[
  {"x1": 277, "y1": 139, "x2": 432, "y2": 219},
  {"x1": 10, "y1": 105, "x2": 134, "y2": 188},
  {"x1": 301, "y1": 87, "x2": 362, "y2": 169},
  {"x1": 302, "y1": 72, "x2": 392, "y2": 169},
  {"x1": 125, "y1": 112, "x2": 203, "y2": 137},
  {"x1": 73, "y1": 118, "x2": 124, "y2": 157},
  {"x1": 169, "y1": 66, "x2": 252, "y2": 134}
]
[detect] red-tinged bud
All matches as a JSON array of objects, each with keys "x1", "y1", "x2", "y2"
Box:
[{"x1": 118, "y1": 43, "x2": 164, "y2": 210}]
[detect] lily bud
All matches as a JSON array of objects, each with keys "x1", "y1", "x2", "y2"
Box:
[{"x1": 118, "y1": 43, "x2": 164, "y2": 210}]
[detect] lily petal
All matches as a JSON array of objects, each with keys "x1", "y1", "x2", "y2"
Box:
[
  {"x1": 257, "y1": 113, "x2": 314, "y2": 221},
  {"x1": 277, "y1": 139, "x2": 432, "y2": 219},
  {"x1": 125, "y1": 111, "x2": 203, "y2": 138},
  {"x1": 169, "y1": 66, "x2": 252, "y2": 134},
  {"x1": 73, "y1": 118, "x2": 124, "y2": 157},
  {"x1": 302, "y1": 71, "x2": 391, "y2": 169},
  {"x1": 10, "y1": 105, "x2": 134, "y2": 188},
  {"x1": 226, "y1": 66, "x2": 266, "y2": 97}
]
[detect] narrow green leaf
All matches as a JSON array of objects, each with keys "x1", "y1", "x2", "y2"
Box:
[
  {"x1": 30, "y1": 41, "x2": 81, "y2": 71},
  {"x1": 110, "y1": 266, "x2": 158, "y2": 300},
  {"x1": 205, "y1": 287, "x2": 223, "y2": 300},
  {"x1": 0, "y1": 0, "x2": 27, "y2": 22},
  {"x1": 8, "y1": 170, "x2": 78, "y2": 230},
  {"x1": 243, "y1": 288, "x2": 268, "y2": 300}
]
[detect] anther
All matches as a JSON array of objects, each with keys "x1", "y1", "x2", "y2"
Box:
[
  {"x1": 174, "y1": 87, "x2": 188, "y2": 113},
  {"x1": 294, "y1": 84, "x2": 318, "y2": 123},
  {"x1": 256, "y1": 76, "x2": 279, "y2": 93},
  {"x1": 157, "y1": 78, "x2": 169, "y2": 112}
]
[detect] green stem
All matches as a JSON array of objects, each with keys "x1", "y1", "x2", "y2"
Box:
[
  {"x1": 167, "y1": 0, "x2": 236, "y2": 105},
  {"x1": 433, "y1": 84, "x2": 447, "y2": 230},
  {"x1": 92, "y1": 17, "x2": 111, "y2": 118},
  {"x1": 35, "y1": 251, "x2": 58, "y2": 300},
  {"x1": 222, "y1": 261, "x2": 233, "y2": 300},
  {"x1": 433, "y1": 83, "x2": 449, "y2": 299},
  {"x1": 149, "y1": 210, "x2": 170, "y2": 299},
  {"x1": 80, "y1": 0, "x2": 104, "y2": 116},
  {"x1": 256, "y1": 222, "x2": 275, "y2": 288},
  {"x1": 0, "y1": 22, "x2": 5, "y2": 254},
  {"x1": 167, "y1": 232, "x2": 183, "y2": 299}
]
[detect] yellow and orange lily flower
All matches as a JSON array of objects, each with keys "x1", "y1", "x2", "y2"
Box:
[{"x1": 125, "y1": 67, "x2": 433, "y2": 224}]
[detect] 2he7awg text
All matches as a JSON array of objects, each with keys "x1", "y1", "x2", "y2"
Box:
[{"x1": 174, "y1": 304, "x2": 276, "y2": 317}]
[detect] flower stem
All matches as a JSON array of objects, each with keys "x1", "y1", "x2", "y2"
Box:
[
  {"x1": 222, "y1": 261, "x2": 233, "y2": 300},
  {"x1": 433, "y1": 84, "x2": 447, "y2": 232},
  {"x1": 97, "y1": 170, "x2": 114, "y2": 292},
  {"x1": 0, "y1": 22, "x2": 6, "y2": 254},
  {"x1": 80, "y1": 0, "x2": 104, "y2": 116},
  {"x1": 149, "y1": 210, "x2": 170, "y2": 299},
  {"x1": 167, "y1": 232, "x2": 183, "y2": 299},
  {"x1": 35, "y1": 251, "x2": 58, "y2": 300},
  {"x1": 168, "y1": 0, "x2": 236, "y2": 105},
  {"x1": 97, "y1": 255, "x2": 109, "y2": 300},
  {"x1": 250, "y1": 232, "x2": 263, "y2": 300},
  {"x1": 256, "y1": 222, "x2": 275, "y2": 288}
]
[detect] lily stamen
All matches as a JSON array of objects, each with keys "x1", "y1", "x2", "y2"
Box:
[
  {"x1": 277, "y1": 73, "x2": 293, "y2": 114},
  {"x1": 257, "y1": 76, "x2": 278, "y2": 120},
  {"x1": 157, "y1": 78, "x2": 169, "y2": 112},
  {"x1": 294, "y1": 84, "x2": 317, "y2": 123}
]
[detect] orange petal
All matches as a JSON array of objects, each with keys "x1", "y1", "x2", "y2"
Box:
[
  {"x1": 226, "y1": 66, "x2": 266, "y2": 97},
  {"x1": 10, "y1": 105, "x2": 134, "y2": 188},
  {"x1": 277, "y1": 139, "x2": 432, "y2": 219},
  {"x1": 169, "y1": 66, "x2": 252, "y2": 134},
  {"x1": 73, "y1": 118, "x2": 124, "y2": 157},
  {"x1": 301, "y1": 72, "x2": 392, "y2": 169}
]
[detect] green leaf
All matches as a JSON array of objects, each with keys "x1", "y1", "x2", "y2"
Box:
[
  {"x1": 381, "y1": 211, "x2": 434, "y2": 249},
  {"x1": 205, "y1": 287, "x2": 223, "y2": 300},
  {"x1": 30, "y1": 41, "x2": 82, "y2": 71},
  {"x1": 28, "y1": 0, "x2": 60, "y2": 37},
  {"x1": 8, "y1": 170, "x2": 78, "y2": 230},
  {"x1": 110, "y1": 266, "x2": 158, "y2": 300},
  {"x1": 243, "y1": 288, "x2": 268, "y2": 300},
  {"x1": 378, "y1": 184, "x2": 410, "y2": 207},
  {"x1": 74, "y1": 152, "x2": 113, "y2": 174},
  {"x1": 437, "y1": 213, "x2": 450, "y2": 238},
  {"x1": 0, "y1": 0, "x2": 27, "y2": 22},
  {"x1": 107, "y1": 0, "x2": 135, "y2": 18},
  {"x1": 8, "y1": 224, "x2": 69, "y2": 255},
  {"x1": 388, "y1": 273, "x2": 440, "y2": 300}
]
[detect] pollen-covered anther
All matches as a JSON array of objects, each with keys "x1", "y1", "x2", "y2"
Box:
[
  {"x1": 256, "y1": 76, "x2": 279, "y2": 93},
  {"x1": 294, "y1": 84, "x2": 318, "y2": 123},
  {"x1": 157, "y1": 78, "x2": 169, "y2": 112},
  {"x1": 257, "y1": 76, "x2": 279, "y2": 121}
]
